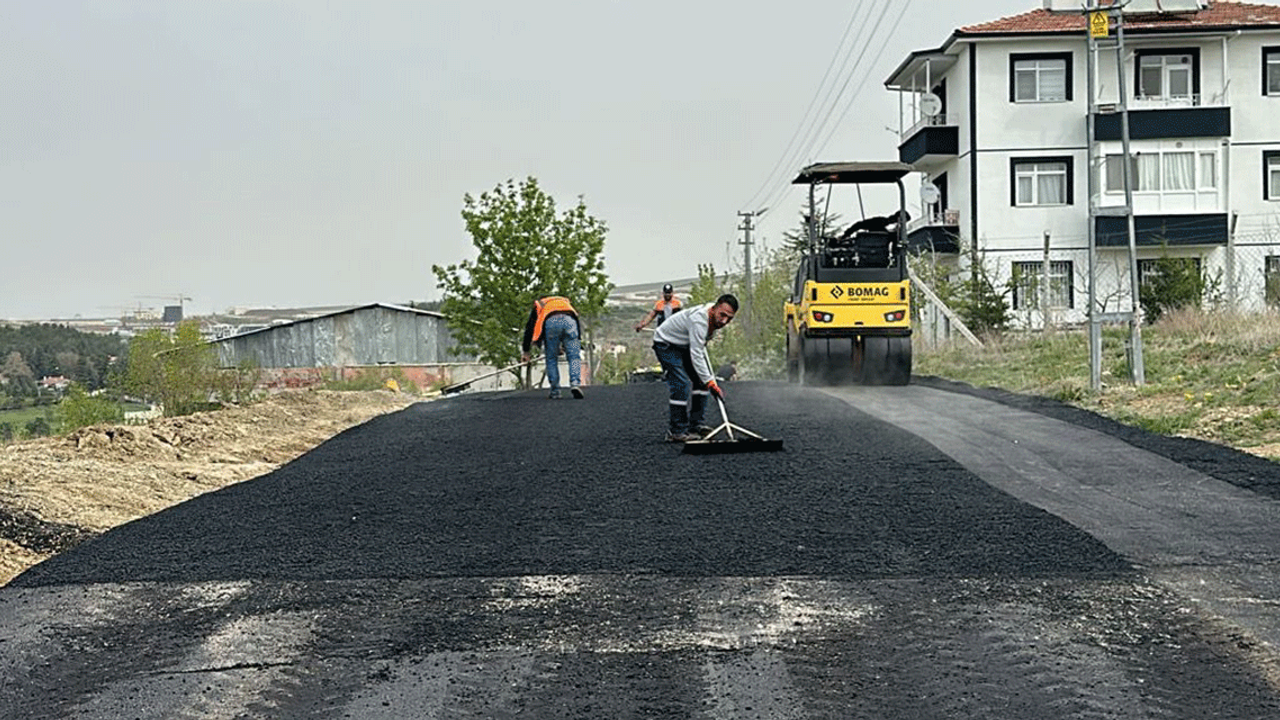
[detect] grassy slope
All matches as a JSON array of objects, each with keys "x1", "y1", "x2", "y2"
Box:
[{"x1": 914, "y1": 308, "x2": 1280, "y2": 460}]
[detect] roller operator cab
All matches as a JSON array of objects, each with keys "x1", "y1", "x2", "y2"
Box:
[{"x1": 784, "y1": 162, "x2": 913, "y2": 386}]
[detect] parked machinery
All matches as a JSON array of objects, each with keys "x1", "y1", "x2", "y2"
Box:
[{"x1": 784, "y1": 162, "x2": 913, "y2": 386}]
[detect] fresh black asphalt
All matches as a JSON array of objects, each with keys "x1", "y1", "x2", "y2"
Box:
[{"x1": 4, "y1": 380, "x2": 1280, "y2": 719}]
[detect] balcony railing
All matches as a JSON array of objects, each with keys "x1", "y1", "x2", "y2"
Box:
[
  {"x1": 902, "y1": 113, "x2": 958, "y2": 140},
  {"x1": 906, "y1": 208, "x2": 960, "y2": 234}
]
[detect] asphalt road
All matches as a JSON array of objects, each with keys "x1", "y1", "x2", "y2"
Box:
[{"x1": 3, "y1": 380, "x2": 1280, "y2": 719}]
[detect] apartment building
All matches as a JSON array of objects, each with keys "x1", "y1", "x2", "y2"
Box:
[{"x1": 885, "y1": 0, "x2": 1280, "y2": 328}]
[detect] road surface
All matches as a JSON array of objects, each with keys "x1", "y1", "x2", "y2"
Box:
[{"x1": 3, "y1": 381, "x2": 1279, "y2": 718}]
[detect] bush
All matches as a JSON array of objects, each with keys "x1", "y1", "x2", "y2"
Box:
[
  {"x1": 58, "y1": 383, "x2": 125, "y2": 432},
  {"x1": 1140, "y1": 255, "x2": 1204, "y2": 324}
]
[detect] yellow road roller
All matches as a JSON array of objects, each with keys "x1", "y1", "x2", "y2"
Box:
[{"x1": 784, "y1": 161, "x2": 913, "y2": 386}]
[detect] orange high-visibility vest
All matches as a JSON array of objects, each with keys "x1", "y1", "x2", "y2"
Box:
[{"x1": 531, "y1": 296, "x2": 576, "y2": 343}]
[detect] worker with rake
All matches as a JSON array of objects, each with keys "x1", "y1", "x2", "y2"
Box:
[{"x1": 651, "y1": 293, "x2": 738, "y2": 442}]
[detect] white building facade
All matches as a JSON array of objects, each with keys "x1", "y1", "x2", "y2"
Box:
[{"x1": 886, "y1": 0, "x2": 1280, "y2": 330}]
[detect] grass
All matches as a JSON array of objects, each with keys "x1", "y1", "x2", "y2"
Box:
[
  {"x1": 914, "y1": 306, "x2": 1280, "y2": 461},
  {"x1": 0, "y1": 405, "x2": 57, "y2": 437}
]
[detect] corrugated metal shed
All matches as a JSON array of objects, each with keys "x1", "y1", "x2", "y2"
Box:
[{"x1": 213, "y1": 303, "x2": 468, "y2": 369}]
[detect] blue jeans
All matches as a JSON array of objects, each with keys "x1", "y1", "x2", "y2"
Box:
[
  {"x1": 652, "y1": 341, "x2": 709, "y2": 434},
  {"x1": 542, "y1": 314, "x2": 581, "y2": 390}
]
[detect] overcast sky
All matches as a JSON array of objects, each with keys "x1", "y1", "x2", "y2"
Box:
[{"x1": 2, "y1": 0, "x2": 1044, "y2": 320}]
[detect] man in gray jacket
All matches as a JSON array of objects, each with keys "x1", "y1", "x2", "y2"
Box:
[{"x1": 651, "y1": 294, "x2": 738, "y2": 442}]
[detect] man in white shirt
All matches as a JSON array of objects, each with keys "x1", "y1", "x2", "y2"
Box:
[{"x1": 651, "y1": 293, "x2": 738, "y2": 442}]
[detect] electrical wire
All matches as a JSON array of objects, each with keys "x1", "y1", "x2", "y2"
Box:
[{"x1": 739, "y1": 0, "x2": 882, "y2": 214}]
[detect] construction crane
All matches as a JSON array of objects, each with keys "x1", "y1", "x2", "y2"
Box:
[{"x1": 137, "y1": 294, "x2": 193, "y2": 323}]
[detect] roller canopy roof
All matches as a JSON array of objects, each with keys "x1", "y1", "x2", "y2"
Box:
[{"x1": 791, "y1": 162, "x2": 914, "y2": 185}]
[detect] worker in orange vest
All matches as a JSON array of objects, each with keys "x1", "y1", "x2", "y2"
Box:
[
  {"x1": 521, "y1": 296, "x2": 584, "y2": 399},
  {"x1": 634, "y1": 283, "x2": 683, "y2": 332}
]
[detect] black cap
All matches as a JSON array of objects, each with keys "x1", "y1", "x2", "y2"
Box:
[{"x1": 662, "y1": 283, "x2": 673, "y2": 293}]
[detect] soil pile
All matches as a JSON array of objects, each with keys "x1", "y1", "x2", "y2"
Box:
[{"x1": 0, "y1": 390, "x2": 419, "y2": 584}]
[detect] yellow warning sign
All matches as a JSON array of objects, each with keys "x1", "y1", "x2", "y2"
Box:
[{"x1": 1089, "y1": 11, "x2": 1109, "y2": 38}]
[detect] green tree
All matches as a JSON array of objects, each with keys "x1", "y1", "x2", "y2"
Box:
[
  {"x1": 58, "y1": 383, "x2": 124, "y2": 432},
  {"x1": 118, "y1": 321, "x2": 221, "y2": 416},
  {"x1": 432, "y1": 177, "x2": 613, "y2": 370},
  {"x1": 1, "y1": 351, "x2": 37, "y2": 398},
  {"x1": 1140, "y1": 254, "x2": 1205, "y2": 324},
  {"x1": 685, "y1": 253, "x2": 793, "y2": 380}
]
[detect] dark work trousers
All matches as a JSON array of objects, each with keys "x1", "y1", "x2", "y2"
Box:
[{"x1": 652, "y1": 341, "x2": 710, "y2": 434}]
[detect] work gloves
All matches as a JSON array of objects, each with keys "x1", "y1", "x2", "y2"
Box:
[{"x1": 707, "y1": 380, "x2": 724, "y2": 400}]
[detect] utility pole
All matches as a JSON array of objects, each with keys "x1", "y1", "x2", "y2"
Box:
[
  {"x1": 1084, "y1": 2, "x2": 1143, "y2": 388},
  {"x1": 1115, "y1": 8, "x2": 1145, "y2": 385},
  {"x1": 737, "y1": 209, "x2": 766, "y2": 299}
]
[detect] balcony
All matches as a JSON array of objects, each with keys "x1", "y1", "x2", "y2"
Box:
[
  {"x1": 906, "y1": 208, "x2": 960, "y2": 254},
  {"x1": 1094, "y1": 212, "x2": 1228, "y2": 248},
  {"x1": 898, "y1": 113, "x2": 959, "y2": 168},
  {"x1": 1093, "y1": 95, "x2": 1230, "y2": 141}
]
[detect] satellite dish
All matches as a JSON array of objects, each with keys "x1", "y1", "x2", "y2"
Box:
[
  {"x1": 920, "y1": 182, "x2": 941, "y2": 205},
  {"x1": 919, "y1": 93, "x2": 943, "y2": 118}
]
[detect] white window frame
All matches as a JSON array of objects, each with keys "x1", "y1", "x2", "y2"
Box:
[
  {"x1": 1269, "y1": 153, "x2": 1280, "y2": 201},
  {"x1": 1012, "y1": 260, "x2": 1073, "y2": 310},
  {"x1": 1266, "y1": 49, "x2": 1280, "y2": 96},
  {"x1": 1139, "y1": 53, "x2": 1194, "y2": 102},
  {"x1": 1198, "y1": 152, "x2": 1217, "y2": 190},
  {"x1": 1013, "y1": 58, "x2": 1067, "y2": 103},
  {"x1": 1014, "y1": 161, "x2": 1068, "y2": 206},
  {"x1": 1104, "y1": 151, "x2": 1218, "y2": 194}
]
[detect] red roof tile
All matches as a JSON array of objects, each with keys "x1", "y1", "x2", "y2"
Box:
[{"x1": 959, "y1": 1, "x2": 1280, "y2": 35}]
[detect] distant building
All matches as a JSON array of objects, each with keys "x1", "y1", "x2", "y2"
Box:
[
  {"x1": 210, "y1": 302, "x2": 502, "y2": 391},
  {"x1": 885, "y1": 0, "x2": 1280, "y2": 330}
]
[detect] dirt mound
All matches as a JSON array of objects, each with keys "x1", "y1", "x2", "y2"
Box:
[{"x1": 0, "y1": 389, "x2": 420, "y2": 585}]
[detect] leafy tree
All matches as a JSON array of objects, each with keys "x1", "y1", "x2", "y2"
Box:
[
  {"x1": 0, "y1": 423, "x2": 11, "y2": 443},
  {"x1": 1, "y1": 351, "x2": 37, "y2": 397},
  {"x1": 0, "y1": 324, "x2": 123, "y2": 393},
  {"x1": 58, "y1": 383, "x2": 124, "y2": 432},
  {"x1": 432, "y1": 177, "x2": 613, "y2": 370},
  {"x1": 686, "y1": 254, "x2": 792, "y2": 380},
  {"x1": 118, "y1": 321, "x2": 221, "y2": 416}
]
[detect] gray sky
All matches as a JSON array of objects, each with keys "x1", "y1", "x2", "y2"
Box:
[{"x1": 2, "y1": 0, "x2": 1037, "y2": 320}]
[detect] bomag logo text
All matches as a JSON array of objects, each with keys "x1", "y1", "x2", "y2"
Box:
[{"x1": 840, "y1": 287, "x2": 889, "y2": 297}]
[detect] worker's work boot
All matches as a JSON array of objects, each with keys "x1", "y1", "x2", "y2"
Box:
[
  {"x1": 665, "y1": 431, "x2": 698, "y2": 443},
  {"x1": 570, "y1": 386, "x2": 584, "y2": 399},
  {"x1": 548, "y1": 389, "x2": 561, "y2": 399},
  {"x1": 692, "y1": 424, "x2": 716, "y2": 437}
]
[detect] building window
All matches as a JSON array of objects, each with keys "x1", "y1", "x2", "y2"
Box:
[
  {"x1": 1105, "y1": 151, "x2": 1216, "y2": 193},
  {"x1": 1264, "y1": 47, "x2": 1280, "y2": 96},
  {"x1": 1266, "y1": 256, "x2": 1280, "y2": 306},
  {"x1": 1198, "y1": 152, "x2": 1217, "y2": 190},
  {"x1": 1012, "y1": 261, "x2": 1073, "y2": 310},
  {"x1": 1011, "y1": 158, "x2": 1072, "y2": 206},
  {"x1": 1267, "y1": 152, "x2": 1280, "y2": 200},
  {"x1": 1135, "y1": 50, "x2": 1199, "y2": 104},
  {"x1": 1010, "y1": 53, "x2": 1071, "y2": 103}
]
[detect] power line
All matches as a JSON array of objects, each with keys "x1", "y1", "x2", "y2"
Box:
[
  {"x1": 812, "y1": 0, "x2": 916, "y2": 158},
  {"x1": 740, "y1": 0, "x2": 878, "y2": 212},
  {"x1": 754, "y1": 0, "x2": 909, "y2": 220}
]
